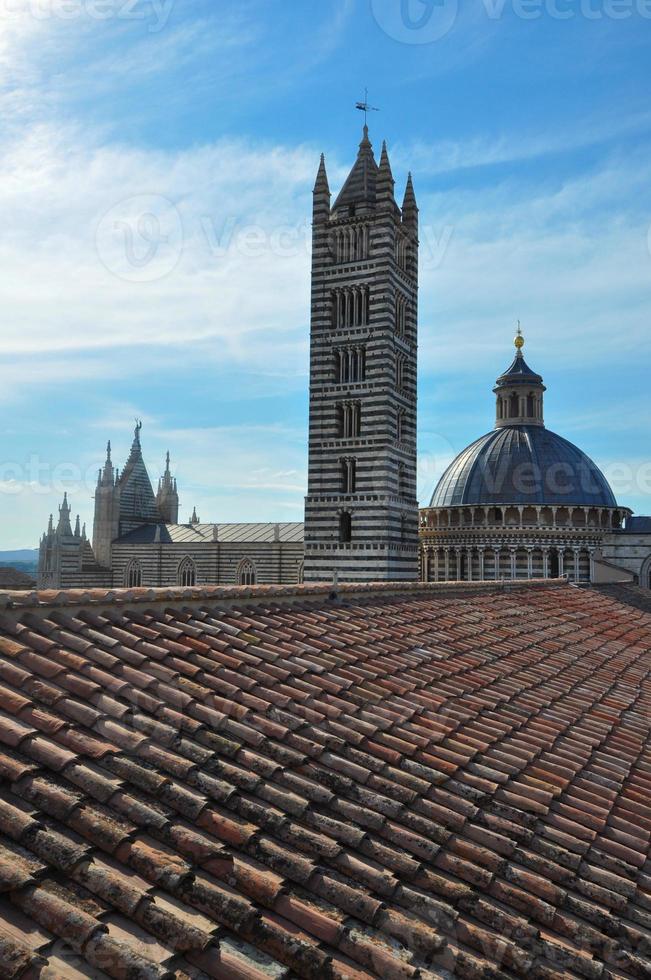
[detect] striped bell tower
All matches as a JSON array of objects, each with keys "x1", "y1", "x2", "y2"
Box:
[{"x1": 304, "y1": 127, "x2": 419, "y2": 582}]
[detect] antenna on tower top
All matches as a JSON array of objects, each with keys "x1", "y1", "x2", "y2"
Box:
[{"x1": 355, "y1": 88, "x2": 380, "y2": 126}]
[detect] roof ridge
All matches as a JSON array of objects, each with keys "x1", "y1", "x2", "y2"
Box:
[{"x1": 0, "y1": 578, "x2": 568, "y2": 617}]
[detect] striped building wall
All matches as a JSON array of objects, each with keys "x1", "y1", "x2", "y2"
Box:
[
  {"x1": 304, "y1": 134, "x2": 420, "y2": 583},
  {"x1": 111, "y1": 541, "x2": 304, "y2": 588}
]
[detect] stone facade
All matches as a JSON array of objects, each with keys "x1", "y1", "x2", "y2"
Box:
[
  {"x1": 596, "y1": 518, "x2": 651, "y2": 586},
  {"x1": 420, "y1": 505, "x2": 628, "y2": 584},
  {"x1": 38, "y1": 427, "x2": 304, "y2": 590},
  {"x1": 304, "y1": 128, "x2": 420, "y2": 582}
]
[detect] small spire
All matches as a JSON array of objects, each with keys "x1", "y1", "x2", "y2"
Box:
[
  {"x1": 379, "y1": 141, "x2": 393, "y2": 177},
  {"x1": 190, "y1": 506, "x2": 199, "y2": 524},
  {"x1": 82, "y1": 522, "x2": 87, "y2": 540},
  {"x1": 402, "y1": 172, "x2": 417, "y2": 210},
  {"x1": 47, "y1": 514, "x2": 54, "y2": 534},
  {"x1": 106, "y1": 440, "x2": 111, "y2": 462},
  {"x1": 74, "y1": 515, "x2": 81, "y2": 538},
  {"x1": 313, "y1": 153, "x2": 330, "y2": 195},
  {"x1": 377, "y1": 140, "x2": 395, "y2": 204},
  {"x1": 514, "y1": 321, "x2": 524, "y2": 354},
  {"x1": 165, "y1": 450, "x2": 170, "y2": 473}
]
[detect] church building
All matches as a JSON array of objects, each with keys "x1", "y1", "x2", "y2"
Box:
[
  {"x1": 419, "y1": 329, "x2": 651, "y2": 586},
  {"x1": 38, "y1": 423, "x2": 304, "y2": 590}
]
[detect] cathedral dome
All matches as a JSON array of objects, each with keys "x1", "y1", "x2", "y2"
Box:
[
  {"x1": 430, "y1": 332, "x2": 617, "y2": 510},
  {"x1": 430, "y1": 424, "x2": 617, "y2": 508}
]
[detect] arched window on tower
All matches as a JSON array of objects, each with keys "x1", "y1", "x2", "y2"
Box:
[
  {"x1": 337, "y1": 402, "x2": 361, "y2": 438},
  {"x1": 178, "y1": 557, "x2": 196, "y2": 587},
  {"x1": 125, "y1": 560, "x2": 142, "y2": 588},
  {"x1": 509, "y1": 393, "x2": 519, "y2": 418},
  {"x1": 396, "y1": 409, "x2": 406, "y2": 444},
  {"x1": 238, "y1": 560, "x2": 256, "y2": 586},
  {"x1": 395, "y1": 294, "x2": 407, "y2": 338},
  {"x1": 396, "y1": 355, "x2": 406, "y2": 391},
  {"x1": 339, "y1": 511, "x2": 352, "y2": 544}
]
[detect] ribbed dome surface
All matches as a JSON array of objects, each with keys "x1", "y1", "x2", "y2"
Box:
[{"x1": 431, "y1": 425, "x2": 617, "y2": 508}]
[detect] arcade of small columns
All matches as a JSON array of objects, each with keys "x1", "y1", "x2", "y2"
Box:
[{"x1": 419, "y1": 504, "x2": 629, "y2": 583}]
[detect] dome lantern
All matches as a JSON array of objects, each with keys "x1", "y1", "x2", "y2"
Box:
[{"x1": 494, "y1": 325, "x2": 546, "y2": 428}]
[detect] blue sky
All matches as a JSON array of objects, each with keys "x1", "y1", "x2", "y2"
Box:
[{"x1": 1, "y1": 0, "x2": 650, "y2": 548}]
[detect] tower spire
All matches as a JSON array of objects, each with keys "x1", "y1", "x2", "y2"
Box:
[
  {"x1": 402, "y1": 172, "x2": 417, "y2": 211},
  {"x1": 313, "y1": 153, "x2": 330, "y2": 196},
  {"x1": 332, "y1": 126, "x2": 378, "y2": 212},
  {"x1": 57, "y1": 492, "x2": 73, "y2": 536},
  {"x1": 100, "y1": 439, "x2": 115, "y2": 487},
  {"x1": 156, "y1": 449, "x2": 179, "y2": 523}
]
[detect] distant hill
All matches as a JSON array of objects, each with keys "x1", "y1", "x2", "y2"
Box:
[
  {"x1": 0, "y1": 549, "x2": 38, "y2": 563},
  {"x1": 0, "y1": 551, "x2": 39, "y2": 578}
]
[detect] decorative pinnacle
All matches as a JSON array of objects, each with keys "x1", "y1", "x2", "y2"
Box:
[{"x1": 514, "y1": 321, "x2": 524, "y2": 352}]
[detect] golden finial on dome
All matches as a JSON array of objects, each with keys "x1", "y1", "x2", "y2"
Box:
[{"x1": 514, "y1": 320, "x2": 524, "y2": 351}]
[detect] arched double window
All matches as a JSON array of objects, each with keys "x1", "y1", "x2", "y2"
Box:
[
  {"x1": 125, "y1": 560, "x2": 142, "y2": 588},
  {"x1": 337, "y1": 402, "x2": 361, "y2": 439},
  {"x1": 341, "y1": 457, "x2": 357, "y2": 494},
  {"x1": 178, "y1": 557, "x2": 196, "y2": 587},
  {"x1": 238, "y1": 560, "x2": 256, "y2": 586}
]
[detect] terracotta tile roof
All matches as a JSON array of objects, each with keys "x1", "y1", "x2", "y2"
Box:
[{"x1": 0, "y1": 579, "x2": 650, "y2": 978}]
